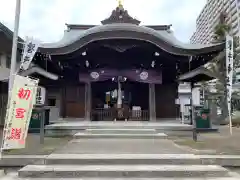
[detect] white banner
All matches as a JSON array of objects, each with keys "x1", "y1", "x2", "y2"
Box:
[
  {"x1": 226, "y1": 34, "x2": 234, "y2": 134},
  {"x1": 20, "y1": 37, "x2": 40, "y2": 70},
  {"x1": 1, "y1": 75, "x2": 39, "y2": 150}
]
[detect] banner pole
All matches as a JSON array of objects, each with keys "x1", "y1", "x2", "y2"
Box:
[
  {"x1": 229, "y1": 114, "x2": 233, "y2": 135},
  {"x1": 1, "y1": 0, "x2": 21, "y2": 159},
  {"x1": 8, "y1": 0, "x2": 21, "y2": 92},
  {"x1": 225, "y1": 34, "x2": 234, "y2": 135}
]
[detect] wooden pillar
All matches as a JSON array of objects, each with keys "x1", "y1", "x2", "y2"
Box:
[
  {"x1": 60, "y1": 86, "x2": 66, "y2": 118},
  {"x1": 190, "y1": 82, "x2": 197, "y2": 141},
  {"x1": 149, "y1": 83, "x2": 156, "y2": 121},
  {"x1": 85, "y1": 82, "x2": 91, "y2": 121}
]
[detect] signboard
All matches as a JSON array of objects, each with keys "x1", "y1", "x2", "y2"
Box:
[
  {"x1": 194, "y1": 106, "x2": 202, "y2": 118},
  {"x1": 35, "y1": 86, "x2": 46, "y2": 105},
  {"x1": 192, "y1": 87, "x2": 200, "y2": 105},
  {"x1": 226, "y1": 34, "x2": 234, "y2": 134},
  {"x1": 193, "y1": 106, "x2": 210, "y2": 129},
  {"x1": 200, "y1": 88, "x2": 204, "y2": 106},
  {"x1": 20, "y1": 37, "x2": 40, "y2": 70},
  {"x1": 1, "y1": 75, "x2": 39, "y2": 150}
]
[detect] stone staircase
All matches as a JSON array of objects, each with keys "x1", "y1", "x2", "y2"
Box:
[
  {"x1": 74, "y1": 128, "x2": 168, "y2": 139},
  {"x1": 18, "y1": 164, "x2": 231, "y2": 178},
  {"x1": 17, "y1": 125, "x2": 240, "y2": 179}
]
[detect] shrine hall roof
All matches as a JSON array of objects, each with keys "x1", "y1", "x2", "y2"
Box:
[
  {"x1": 38, "y1": 5, "x2": 224, "y2": 56},
  {"x1": 39, "y1": 23, "x2": 224, "y2": 56}
]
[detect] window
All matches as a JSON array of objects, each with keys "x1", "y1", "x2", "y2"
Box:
[
  {"x1": 6, "y1": 55, "x2": 11, "y2": 68},
  {"x1": 48, "y1": 99, "x2": 56, "y2": 106}
]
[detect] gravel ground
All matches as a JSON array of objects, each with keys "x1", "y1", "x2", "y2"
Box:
[
  {"x1": 172, "y1": 126, "x2": 240, "y2": 155},
  {"x1": 0, "y1": 129, "x2": 72, "y2": 155}
]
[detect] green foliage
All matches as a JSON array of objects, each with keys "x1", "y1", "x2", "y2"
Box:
[
  {"x1": 203, "y1": 14, "x2": 240, "y2": 120},
  {"x1": 210, "y1": 19, "x2": 240, "y2": 85},
  {"x1": 213, "y1": 23, "x2": 231, "y2": 42}
]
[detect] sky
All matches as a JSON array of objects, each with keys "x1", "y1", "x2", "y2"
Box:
[{"x1": 0, "y1": 0, "x2": 207, "y2": 43}]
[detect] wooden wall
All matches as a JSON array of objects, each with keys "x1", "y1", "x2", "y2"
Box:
[
  {"x1": 60, "y1": 85, "x2": 86, "y2": 118},
  {"x1": 59, "y1": 83, "x2": 179, "y2": 119},
  {"x1": 155, "y1": 83, "x2": 178, "y2": 118}
]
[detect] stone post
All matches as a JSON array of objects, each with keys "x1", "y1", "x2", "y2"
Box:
[{"x1": 149, "y1": 83, "x2": 156, "y2": 121}]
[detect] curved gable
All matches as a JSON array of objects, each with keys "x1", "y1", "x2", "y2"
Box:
[{"x1": 39, "y1": 23, "x2": 224, "y2": 56}]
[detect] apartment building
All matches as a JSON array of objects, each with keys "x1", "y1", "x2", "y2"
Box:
[{"x1": 190, "y1": 0, "x2": 240, "y2": 44}]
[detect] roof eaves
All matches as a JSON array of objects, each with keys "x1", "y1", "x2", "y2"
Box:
[{"x1": 0, "y1": 22, "x2": 24, "y2": 42}]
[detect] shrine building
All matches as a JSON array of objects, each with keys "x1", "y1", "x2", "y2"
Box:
[{"x1": 17, "y1": 4, "x2": 225, "y2": 121}]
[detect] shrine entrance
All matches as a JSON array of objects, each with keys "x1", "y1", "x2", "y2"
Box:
[{"x1": 91, "y1": 79, "x2": 149, "y2": 121}]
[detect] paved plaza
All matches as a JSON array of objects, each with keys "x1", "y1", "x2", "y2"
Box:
[
  {"x1": 54, "y1": 138, "x2": 189, "y2": 154},
  {"x1": 1, "y1": 122, "x2": 238, "y2": 179}
]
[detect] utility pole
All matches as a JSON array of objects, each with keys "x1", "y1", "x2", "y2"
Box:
[{"x1": 8, "y1": 0, "x2": 21, "y2": 92}]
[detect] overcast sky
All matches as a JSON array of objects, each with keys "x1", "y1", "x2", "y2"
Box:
[{"x1": 0, "y1": 0, "x2": 206, "y2": 43}]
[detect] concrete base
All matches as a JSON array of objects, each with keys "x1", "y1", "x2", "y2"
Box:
[
  {"x1": 3, "y1": 172, "x2": 240, "y2": 180},
  {"x1": 45, "y1": 154, "x2": 202, "y2": 165},
  {"x1": 45, "y1": 121, "x2": 192, "y2": 137},
  {"x1": 2, "y1": 154, "x2": 240, "y2": 168},
  {"x1": 85, "y1": 128, "x2": 157, "y2": 134},
  {"x1": 5, "y1": 175, "x2": 240, "y2": 180},
  {"x1": 74, "y1": 132, "x2": 167, "y2": 139},
  {"x1": 45, "y1": 154, "x2": 240, "y2": 167},
  {"x1": 18, "y1": 164, "x2": 230, "y2": 178},
  {"x1": 196, "y1": 128, "x2": 219, "y2": 133}
]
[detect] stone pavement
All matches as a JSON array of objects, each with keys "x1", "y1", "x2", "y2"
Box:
[
  {"x1": 6, "y1": 124, "x2": 240, "y2": 179},
  {"x1": 54, "y1": 138, "x2": 189, "y2": 154}
]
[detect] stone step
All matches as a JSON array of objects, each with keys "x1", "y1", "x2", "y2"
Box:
[
  {"x1": 45, "y1": 122, "x2": 193, "y2": 136},
  {"x1": 45, "y1": 122, "x2": 192, "y2": 130},
  {"x1": 74, "y1": 132, "x2": 167, "y2": 139},
  {"x1": 3, "y1": 172, "x2": 240, "y2": 180},
  {"x1": 79, "y1": 125, "x2": 192, "y2": 131},
  {"x1": 18, "y1": 164, "x2": 230, "y2": 178},
  {"x1": 85, "y1": 128, "x2": 157, "y2": 134},
  {"x1": 45, "y1": 154, "x2": 203, "y2": 165}
]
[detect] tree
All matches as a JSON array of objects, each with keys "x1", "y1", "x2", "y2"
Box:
[
  {"x1": 205, "y1": 12, "x2": 240, "y2": 123},
  {"x1": 213, "y1": 24, "x2": 231, "y2": 42}
]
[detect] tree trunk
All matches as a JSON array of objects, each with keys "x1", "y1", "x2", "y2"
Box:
[
  {"x1": 209, "y1": 99, "x2": 218, "y2": 124},
  {"x1": 219, "y1": 96, "x2": 228, "y2": 125}
]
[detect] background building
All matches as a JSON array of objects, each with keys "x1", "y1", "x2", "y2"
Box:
[
  {"x1": 190, "y1": 0, "x2": 240, "y2": 44},
  {"x1": 0, "y1": 22, "x2": 23, "y2": 127}
]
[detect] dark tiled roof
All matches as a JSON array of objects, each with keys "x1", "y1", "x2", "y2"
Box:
[
  {"x1": 0, "y1": 22, "x2": 23, "y2": 42},
  {"x1": 66, "y1": 24, "x2": 171, "y2": 31}
]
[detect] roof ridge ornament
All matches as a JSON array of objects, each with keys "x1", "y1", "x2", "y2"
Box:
[
  {"x1": 117, "y1": 0, "x2": 123, "y2": 8},
  {"x1": 101, "y1": 0, "x2": 140, "y2": 25}
]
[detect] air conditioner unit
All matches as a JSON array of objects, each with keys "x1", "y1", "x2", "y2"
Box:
[{"x1": 35, "y1": 86, "x2": 46, "y2": 106}]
